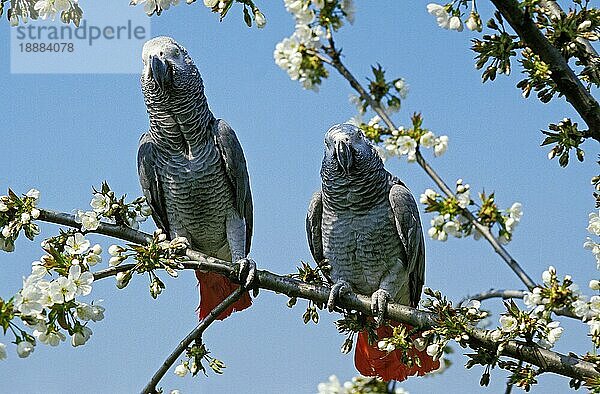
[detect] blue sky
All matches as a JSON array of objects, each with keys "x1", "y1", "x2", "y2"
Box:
[{"x1": 0, "y1": 1, "x2": 598, "y2": 393}]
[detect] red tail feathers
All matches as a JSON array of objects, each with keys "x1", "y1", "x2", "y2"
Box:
[
  {"x1": 195, "y1": 270, "x2": 252, "y2": 321},
  {"x1": 354, "y1": 322, "x2": 440, "y2": 382}
]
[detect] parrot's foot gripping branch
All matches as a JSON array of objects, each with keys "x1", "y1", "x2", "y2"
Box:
[
  {"x1": 236, "y1": 257, "x2": 257, "y2": 290},
  {"x1": 327, "y1": 280, "x2": 351, "y2": 312},
  {"x1": 371, "y1": 289, "x2": 391, "y2": 326}
]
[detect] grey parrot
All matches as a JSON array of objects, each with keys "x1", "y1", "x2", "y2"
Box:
[
  {"x1": 306, "y1": 123, "x2": 439, "y2": 381},
  {"x1": 137, "y1": 36, "x2": 254, "y2": 320}
]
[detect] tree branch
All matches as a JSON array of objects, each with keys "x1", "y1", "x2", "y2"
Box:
[
  {"x1": 34, "y1": 208, "x2": 600, "y2": 382},
  {"x1": 140, "y1": 286, "x2": 245, "y2": 394},
  {"x1": 491, "y1": 0, "x2": 600, "y2": 141},
  {"x1": 317, "y1": 47, "x2": 537, "y2": 290},
  {"x1": 465, "y1": 289, "x2": 527, "y2": 303}
]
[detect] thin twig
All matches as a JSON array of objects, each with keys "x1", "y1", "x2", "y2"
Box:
[
  {"x1": 464, "y1": 289, "x2": 527, "y2": 303},
  {"x1": 317, "y1": 45, "x2": 537, "y2": 290},
  {"x1": 140, "y1": 287, "x2": 245, "y2": 394},
  {"x1": 36, "y1": 209, "x2": 599, "y2": 381}
]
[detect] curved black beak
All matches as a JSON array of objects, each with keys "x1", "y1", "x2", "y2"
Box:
[
  {"x1": 150, "y1": 55, "x2": 172, "y2": 90},
  {"x1": 335, "y1": 140, "x2": 353, "y2": 175}
]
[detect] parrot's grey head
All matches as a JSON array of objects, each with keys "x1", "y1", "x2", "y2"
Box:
[
  {"x1": 141, "y1": 36, "x2": 199, "y2": 95},
  {"x1": 322, "y1": 123, "x2": 381, "y2": 177}
]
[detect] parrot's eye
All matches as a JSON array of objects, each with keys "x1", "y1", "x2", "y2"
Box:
[{"x1": 174, "y1": 49, "x2": 180, "y2": 57}]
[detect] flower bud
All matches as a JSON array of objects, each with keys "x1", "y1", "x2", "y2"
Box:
[{"x1": 92, "y1": 244, "x2": 102, "y2": 255}]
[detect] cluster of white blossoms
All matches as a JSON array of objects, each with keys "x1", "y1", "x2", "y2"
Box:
[
  {"x1": 367, "y1": 118, "x2": 448, "y2": 162},
  {"x1": 493, "y1": 312, "x2": 564, "y2": 350},
  {"x1": 131, "y1": 0, "x2": 180, "y2": 16},
  {"x1": 317, "y1": 374, "x2": 408, "y2": 394},
  {"x1": 585, "y1": 211, "x2": 600, "y2": 269},
  {"x1": 421, "y1": 180, "x2": 471, "y2": 241},
  {"x1": 33, "y1": 0, "x2": 73, "y2": 20},
  {"x1": 109, "y1": 229, "x2": 188, "y2": 292},
  {"x1": 274, "y1": 7, "x2": 326, "y2": 91},
  {"x1": 0, "y1": 188, "x2": 42, "y2": 252},
  {"x1": 275, "y1": 0, "x2": 355, "y2": 90},
  {"x1": 84, "y1": 188, "x2": 152, "y2": 231},
  {"x1": 421, "y1": 180, "x2": 523, "y2": 244},
  {"x1": 427, "y1": 3, "x2": 482, "y2": 32},
  {"x1": 2, "y1": 233, "x2": 105, "y2": 359}
]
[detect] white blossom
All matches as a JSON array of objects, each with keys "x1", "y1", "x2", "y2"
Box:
[
  {"x1": 466, "y1": 12, "x2": 482, "y2": 32},
  {"x1": 428, "y1": 226, "x2": 447, "y2": 242},
  {"x1": 499, "y1": 315, "x2": 518, "y2": 332},
  {"x1": 90, "y1": 193, "x2": 110, "y2": 214},
  {"x1": 589, "y1": 320, "x2": 600, "y2": 335},
  {"x1": 448, "y1": 16, "x2": 463, "y2": 31},
  {"x1": 0, "y1": 201, "x2": 7, "y2": 212},
  {"x1": 14, "y1": 286, "x2": 43, "y2": 317},
  {"x1": 68, "y1": 265, "x2": 94, "y2": 296},
  {"x1": 71, "y1": 326, "x2": 93, "y2": 347},
  {"x1": 16, "y1": 341, "x2": 35, "y2": 358},
  {"x1": 76, "y1": 303, "x2": 105, "y2": 322},
  {"x1": 420, "y1": 188, "x2": 437, "y2": 204},
  {"x1": 174, "y1": 363, "x2": 188, "y2": 377},
  {"x1": 49, "y1": 276, "x2": 77, "y2": 303},
  {"x1": 65, "y1": 233, "x2": 90, "y2": 255},
  {"x1": 396, "y1": 136, "x2": 417, "y2": 157},
  {"x1": 204, "y1": 0, "x2": 218, "y2": 7},
  {"x1": 426, "y1": 343, "x2": 441, "y2": 360},
  {"x1": 542, "y1": 266, "x2": 555, "y2": 286},
  {"x1": 33, "y1": 322, "x2": 65, "y2": 347},
  {"x1": 317, "y1": 375, "x2": 343, "y2": 394},
  {"x1": 84, "y1": 252, "x2": 102, "y2": 267},
  {"x1": 546, "y1": 322, "x2": 563, "y2": 344},
  {"x1": 464, "y1": 299, "x2": 481, "y2": 315},
  {"x1": 509, "y1": 202, "x2": 523, "y2": 221},
  {"x1": 253, "y1": 10, "x2": 266, "y2": 28},
  {"x1": 523, "y1": 287, "x2": 543, "y2": 308},
  {"x1": 25, "y1": 189, "x2": 40, "y2": 203},
  {"x1": 456, "y1": 189, "x2": 470, "y2": 209},
  {"x1": 427, "y1": 3, "x2": 451, "y2": 29},
  {"x1": 433, "y1": 136, "x2": 448, "y2": 156},
  {"x1": 75, "y1": 210, "x2": 100, "y2": 231},
  {"x1": 131, "y1": 0, "x2": 180, "y2": 16},
  {"x1": 394, "y1": 78, "x2": 409, "y2": 99},
  {"x1": 34, "y1": 0, "x2": 71, "y2": 20},
  {"x1": 588, "y1": 211, "x2": 600, "y2": 236},
  {"x1": 20, "y1": 212, "x2": 31, "y2": 224},
  {"x1": 443, "y1": 220, "x2": 461, "y2": 238},
  {"x1": 419, "y1": 131, "x2": 435, "y2": 148}
]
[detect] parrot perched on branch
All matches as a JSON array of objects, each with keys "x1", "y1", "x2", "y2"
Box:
[
  {"x1": 137, "y1": 36, "x2": 255, "y2": 321},
  {"x1": 306, "y1": 123, "x2": 439, "y2": 381}
]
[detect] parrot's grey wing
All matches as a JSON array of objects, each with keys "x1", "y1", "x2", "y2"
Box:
[
  {"x1": 389, "y1": 177, "x2": 425, "y2": 308},
  {"x1": 137, "y1": 133, "x2": 170, "y2": 235},
  {"x1": 213, "y1": 119, "x2": 253, "y2": 255},
  {"x1": 306, "y1": 191, "x2": 324, "y2": 265}
]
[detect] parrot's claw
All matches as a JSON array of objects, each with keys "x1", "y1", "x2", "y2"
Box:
[
  {"x1": 371, "y1": 289, "x2": 390, "y2": 326},
  {"x1": 236, "y1": 257, "x2": 257, "y2": 289},
  {"x1": 327, "y1": 280, "x2": 351, "y2": 312}
]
